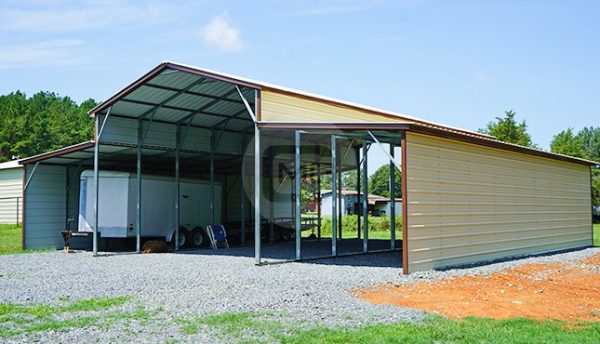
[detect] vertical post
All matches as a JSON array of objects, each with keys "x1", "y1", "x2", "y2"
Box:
[
  {"x1": 269, "y1": 156, "x2": 274, "y2": 243},
  {"x1": 136, "y1": 119, "x2": 142, "y2": 253},
  {"x1": 295, "y1": 130, "x2": 301, "y2": 260},
  {"x1": 362, "y1": 141, "x2": 368, "y2": 253},
  {"x1": 254, "y1": 126, "x2": 261, "y2": 264},
  {"x1": 317, "y1": 154, "x2": 321, "y2": 239},
  {"x1": 240, "y1": 136, "x2": 246, "y2": 246},
  {"x1": 389, "y1": 143, "x2": 396, "y2": 250},
  {"x1": 337, "y1": 152, "x2": 343, "y2": 240},
  {"x1": 93, "y1": 116, "x2": 100, "y2": 255},
  {"x1": 16, "y1": 197, "x2": 20, "y2": 226},
  {"x1": 356, "y1": 146, "x2": 361, "y2": 239},
  {"x1": 401, "y1": 132, "x2": 408, "y2": 274},
  {"x1": 210, "y1": 129, "x2": 215, "y2": 225},
  {"x1": 331, "y1": 136, "x2": 337, "y2": 256},
  {"x1": 174, "y1": 125, "x2": 181, "y2": 250}
]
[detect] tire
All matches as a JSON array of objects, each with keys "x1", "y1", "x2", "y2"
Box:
[
  {"x1": 190, "y1": 226, "x2": 209, "y2": 248},
  {"x1": 174, "y1": 227, "x2": 189, "y2": 249}
]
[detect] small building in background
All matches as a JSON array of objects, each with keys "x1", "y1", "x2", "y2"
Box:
[
  {"x1": 320, "y1": 189, "x2": 402, "y2": 217},
  {"x1": 0, "y1": 160, "x2": 23, "y2": 224}
]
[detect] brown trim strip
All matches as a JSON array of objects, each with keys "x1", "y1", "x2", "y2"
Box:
[
  {"x1": 257, "y1": 122, "x2": 412, "y2": 131},
  {"x1": 401, "y1": 132, "x2": 408, "y2": 275},
  {"x1": 19, "y1": 141, "x2": 95, "y2": 165}
]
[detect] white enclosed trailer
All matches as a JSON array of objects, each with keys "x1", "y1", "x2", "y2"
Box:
[{"x1": 78, "y1": 170, "x2": 221, "y2": 247}]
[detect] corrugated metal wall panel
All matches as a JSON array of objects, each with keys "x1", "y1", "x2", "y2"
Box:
[
  {"x1": 261, "y1": 90, "x2": 413, "y2": 123},
  {"x1": 0, "y1": 167, "x2": 23, "y2": 224},
  {"x1": 24, "y1": 164, "x2": 66, "y2": 250},
  {"x1": 405, "y1": 132, "x2": 592, "y2": 272},
  {"x1": 100, "y1": 116, "x2": 138, "y2": 145}
]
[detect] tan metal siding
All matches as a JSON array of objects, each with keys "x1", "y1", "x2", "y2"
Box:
[
  {"x1": 261, "y1": 90, "x2": 414, "y2": 123},
  {"x1": 405, "y1": 132, "x2": 592, "y2": 272},
  {"x1": 0, "y1": 167, "x2": 23, "y2": 224}
]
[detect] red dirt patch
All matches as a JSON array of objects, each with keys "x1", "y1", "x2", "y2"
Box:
[{"x1": 356, "y1": 254, "x2": 600, "y2": 323}]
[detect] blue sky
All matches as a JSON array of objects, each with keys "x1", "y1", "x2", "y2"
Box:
[{"x1": 1, "y1": 0, "x2": 598, "y2": 156}]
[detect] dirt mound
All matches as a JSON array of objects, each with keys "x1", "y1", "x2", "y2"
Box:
[{"x1": 356, "y1": 253, "x2": 600, "y2": 323}]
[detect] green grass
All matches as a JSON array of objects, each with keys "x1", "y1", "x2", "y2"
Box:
[
  {"x1": 177, "y1": 312, "x2": 600, "y2": 344},
  {"x1": 302, "y1": 215, "x2": 402, "y2": 241},
  {"x1": 0, "y1": 296, "x2": 153, "y2": 339},
  {"x1": 594, "y1": 223, "x2": 599, "y2": 247},
  {"x1": 0, "y1": 224, "x2": 22, "y2": 255},
  {"x1": 0, "y1": 224, "x2": 53, "y2": 255}
]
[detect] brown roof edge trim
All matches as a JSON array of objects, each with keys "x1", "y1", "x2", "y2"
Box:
[
  {"x1": 19, "y1": 141, "x2": 95, "y2": 165},
  {"x1": 89, "y1": 62, "x2": 262, "y2": 117},
  {"x1": 408, "y1": 124, "x2": 597, "y2": 166},
  {"x1": 260, "y1": 86, "x2": 493, "y2": 140},
  {"x1": 257, "y1": 122, "x2": 412, "y2": 130}
]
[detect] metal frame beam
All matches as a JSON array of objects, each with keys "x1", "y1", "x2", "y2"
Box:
[
  {"x1": 362, "y1": 141, "x2": 368, "y2": 253},
  {"x1": 389, "y1": 143, "x2": 396, "y2": 250},
  {"x1": 236, "y1": 86, "x2": 257, "y2": 122},
  {"x1": 295, "y1": 130, "x2": 302, "y2": 260},
  {"x1": 135, "y1": 118, "x2": 142, "y2": 253},
  {"x1": 240, "y1": 136, "x2": 246, "y2": 246},
  {"x1": 254, "y1": 90, "x2": 261, "y2": 264},
  {"x1": 331, "y1": 135, "x2": 337, "y2": 256},
  {"x1": 174, "y1": 124, "x2": 181, "y2": 250}
]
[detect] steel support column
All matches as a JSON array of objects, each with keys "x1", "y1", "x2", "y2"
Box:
[
  {"x1": 389, "y1": 143, "x2": 396, "y2": 250},
  {"x1": 295, "y1": 130, "x2": 301, "y2": 260},
  {"x1": 356, "y1": 146, "x2": 361, "y2": 239},
  {"x1": 92, "y1": 116, "x2": 99, "y2": 255},
  {"x1": 210, "y1": 129, "x2": 215, "y2": 225},
  {"x1": 240, "y1": 136, "x2": 246, "y2": 246},
  {"x1": 337, "y1": 149, "x2": 342, "y2": 240},
  {"x1": 93, "y1": 108, "x2": 112, "y2": 255},
  {"x1": 174, "y1": 125, "x2": 181, "y2": 250},
  {"x1": 331, "y1": 136, "x2": 337, "y2": 256},
  {"x1": 269, "y1": 156, "x2": 275, "y2": 243},
  {"x1": 254, "y1": 126, "x2": 261, "y2": 264},
  {"x1": 362, "y1": 142, "x2": 368, "y2": 253},
  {"x1": 135, "y1": 119, "x2": 142, "y2": 253},
  {"x1": 316, "y1": 148, "x2": 322, "y2": 239}
]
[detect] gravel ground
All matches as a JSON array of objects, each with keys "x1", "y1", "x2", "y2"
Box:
[{"x1": 1, "y1": 245, "x2": 598, "y2": 343}]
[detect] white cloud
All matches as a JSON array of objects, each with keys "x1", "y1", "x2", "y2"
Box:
[
  {"x1": 200, "y1": 11, "x2": 244, "y2": 52},
  {"x1": 0, "y1": 39, "x2": 87, "y2": 69}
]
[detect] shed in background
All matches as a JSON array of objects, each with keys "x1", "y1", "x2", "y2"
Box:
[{"x1": 0, "y1": 160, "x2": 23, "y2": 225}]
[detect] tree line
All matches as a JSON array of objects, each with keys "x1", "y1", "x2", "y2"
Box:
[
  {"x1": 0, "y1": 91, "x2": 97, "y2": 162},
  {"x1": 0, "y1": 91, "x2": 597, "y2": 206}
]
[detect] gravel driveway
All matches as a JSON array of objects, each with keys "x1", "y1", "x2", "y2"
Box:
[{"x1": 1, "y1": 245, "x2": 598, "y2": 343}]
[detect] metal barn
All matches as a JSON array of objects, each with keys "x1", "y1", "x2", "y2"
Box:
[{"x1": 18, "y1": 62, "x2": 595, "y2": 273}]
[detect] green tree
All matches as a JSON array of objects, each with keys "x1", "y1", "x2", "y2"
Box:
[
  {"x1": 478, "y1": 110, "x2": 536, "y2": 147},
  {"x1": 550, "y1": 128, "x2": 584, "y2": 158},
  {"x1": 0, "y1": 91, "x2": 96, "y2": 162},
  {"x1": 551, "y1": 126, "x2": 600, "y2": 207},
  {"x1": 368, "y1": 165, "x2": 402, "y2": 198}
]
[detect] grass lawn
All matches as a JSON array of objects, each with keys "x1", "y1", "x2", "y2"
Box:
[
  {"x1": 178, "y1": 312, "x2": 600, "y2": 344},
  {"x1": 0, "y1": 297, "x2": 151, "y2": 339},
  {"x1": 594, "y1": 223, "x2": 599, "y2": 247},
  {"x1": 0, "y1": 224, "x2": 22, "y2": 255},
  {"x1": 0, "y1": 224, "x2": 52, "y2": 255}
]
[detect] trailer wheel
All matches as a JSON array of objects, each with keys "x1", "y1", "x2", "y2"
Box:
[
  {"x1": 191, "y1": 227, "x2": 208, "y2": 248},
  {"x1": 176, "y1": 227, "x2": 188, "y2": 248}
]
